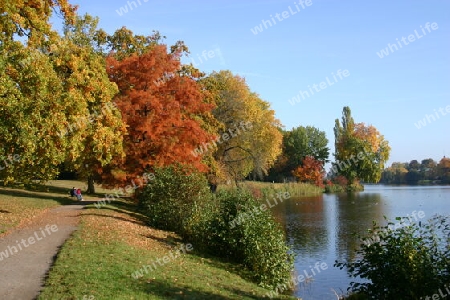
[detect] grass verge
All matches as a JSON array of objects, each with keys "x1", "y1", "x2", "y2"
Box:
[{"x1": 39, "y1": 199, "x2": 294, "y2": 300}]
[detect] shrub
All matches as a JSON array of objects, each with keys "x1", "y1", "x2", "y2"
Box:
[
  {"x1": 186, "y1": 189, "x2": 294, "y2": 289},
  {"x1": 138, "y1": 167, "x2": 294, "y2": 290},
  {"x1": 335, "y1": 215, "x2": 450, "y2": 299},
  {"x1": 137, "y1": 164, "x2": 211, "y2": 234}
]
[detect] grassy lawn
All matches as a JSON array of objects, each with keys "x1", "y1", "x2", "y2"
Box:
[
  {"x1": 0, "y1": 182, "x2": 78, "y2": 236},
  {"x1": 1, "y1": 180, "x2": 295, "y2": 299},
  {"x1": 38, "y1": 199, "x2": 294, "y2": 300},
  {"x1": 0, "y1": 179, "x2": 113, "y2": 236}
]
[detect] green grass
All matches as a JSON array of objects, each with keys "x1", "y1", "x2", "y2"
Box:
[
  {"x1": 1, "y1": 180, "x2": 295, "y2": 299},
  {"x1": 0, "y1": 183, "x2": 78, "y2": 235},
  {"x1": 0, "y1": 179, "x2": 113, "y2": 235},
  {"x1": 38, "y1": 199, "x2": 295, "y2": 300}
]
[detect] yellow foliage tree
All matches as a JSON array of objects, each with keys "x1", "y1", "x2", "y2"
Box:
[{"x1": 200, "y1": 70, "x2": 283, "y2": 185}]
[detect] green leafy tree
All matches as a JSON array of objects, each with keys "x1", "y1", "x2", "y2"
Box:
[
  {"x1": 380, "y1": 162, "x2": 408, "y2": 184},
  {"x1": 267, "y1": 126, "x2": 329, "y2": 182},
  {"x1": 284, "y1": 126, "x2": 328, "y2": 170},
  {"x1": 420, "y1": 158, "x2": 437, "y2": 180}
]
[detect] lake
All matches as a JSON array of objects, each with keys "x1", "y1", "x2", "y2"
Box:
[{"x1": 270, "y1": 185, "x2": 450, "y2": 299}]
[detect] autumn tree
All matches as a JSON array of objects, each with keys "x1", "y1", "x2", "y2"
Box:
[
  {"x1": 380, "y1": 162, "x2": 408, "y2": 184},
  {"x1": 199, "y1": 70, "x2": 283, "y2": 185},
  {"x1": 53, "y1": 14, "x2": 126, "y2": 193},
  {"x1": 0, "y1": 0, "x2": 76, "y2": 46},
  {"x1": 292, "y1": 156, "x2": 324, "y2": 187},
  {"x1": 333, "y1": 106, "x2": 390, "y2": 186},
  {"x1": 0, "y1": 1, "x2": 78, "y2": 184},
  {"x1": 437, "y1": 157, "x2": 450, "y2": 184},
  {"x1": 103, "y1": 33, "x2": 215, "y2": 186},
  {"x1": 0, "y1": 41, "x2": 68, "y2": 184},
  {"x1": 0, "y1": 3, "x2": 126, "y2": 191}
]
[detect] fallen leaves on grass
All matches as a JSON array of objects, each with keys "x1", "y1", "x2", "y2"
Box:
[
  {"x1": 0, "y1": 188, "x2": 63, "y2": 237},
  {"x1": 80, "y1": 206, "x2": 178, "y2": 254}
]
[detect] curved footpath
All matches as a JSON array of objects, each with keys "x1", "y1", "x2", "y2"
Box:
[{"x1": 0, "y1": 203, "x2": 87, "y2": 300}]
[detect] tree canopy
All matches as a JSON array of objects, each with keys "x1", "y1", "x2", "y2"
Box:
[
  {"x1": 102, "y1": 38, "x2": 214, "y2": 186},
  {"x1": 2, "y1": 1, "x2": 439, "y2": 195},
  {"x1": 381, "y1": 157, "x2": 450, "y2": 185},
  {"x1": 199, "y1": 70, "x2": 283, "y2": 184},
  {"x1": 333, "y1": 106, "x2": 391, "y2": 184},
  {"x1": 266, "y1": 126, "x2": 329, "y2": 182}
]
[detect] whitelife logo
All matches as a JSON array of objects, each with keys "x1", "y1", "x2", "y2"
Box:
[
  {"x1": 229, "y1": 192, "x2": 291, "y2": 229},
  {"x1": 191, "y1": 121, "x2": 253, "y2": 157},
  {"x1": 376, "y1": 22, "x2": 438, "y2": 58},
  {"x1": 250, "y1": 0, "x2": 313, "y2": 35},
  {"x1": 131, "y1": 243, "x2": 193, "y2": 279},
  {"x1": 0, "y1": 225, "x2": 58, "y2": 261},
  {"x1": 288, "y1": 69, "x2": 350, "y2": 106},
  {"x1": 414, "y1": 104, "x2": 450, "y2": 129}
]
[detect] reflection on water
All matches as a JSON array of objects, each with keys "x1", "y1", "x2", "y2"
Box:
[
  {"x1": 270, "y1": 185, "x2": 450, "y2": 300},
  {"x1": 334, "y1": 192, "x2": 385, "y2": 264}
]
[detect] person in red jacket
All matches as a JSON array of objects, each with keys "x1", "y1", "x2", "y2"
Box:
[{"x1": 75, "y1": 188, "x2": 83, "y2": 201}]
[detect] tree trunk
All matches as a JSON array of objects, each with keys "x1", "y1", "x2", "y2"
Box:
[{"x1": 86, "y1": 176, "x2": 95, "y2": 194}]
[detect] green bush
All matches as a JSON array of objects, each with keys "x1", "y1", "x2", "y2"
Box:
[
  {"x1": 138, "y1": 167, "x2": 293, "y2": 290},
  {"x1": 335, "y1": 215, "x2": 450, "y2": 299},
  {"x1": 186, "y1": 189, "x2": 294, "y2": 289},
  {"x1": 137, "y1": 164, "x2": 211, "y2": 234}
]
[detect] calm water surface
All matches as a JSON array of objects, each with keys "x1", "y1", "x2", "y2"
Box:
[{"x1": 270, "y1": 185, "x2": 450, "y2": 300}]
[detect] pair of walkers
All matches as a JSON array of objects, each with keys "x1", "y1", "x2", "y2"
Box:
[{"x1": 70, "y1": 187, "x2": 83, "y2": 201}]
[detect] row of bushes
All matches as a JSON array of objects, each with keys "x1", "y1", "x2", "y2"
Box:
[{"x1": 137, "y1": 165, "x2": 294, "y2": 290}]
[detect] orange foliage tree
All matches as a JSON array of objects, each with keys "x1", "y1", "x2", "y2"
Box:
[
  {"x1": 292, "y1": 156, "x2": 324, "y2": 187},
  {"x1": 104, "y1": 43, "x2": 215, "y2": 185}
]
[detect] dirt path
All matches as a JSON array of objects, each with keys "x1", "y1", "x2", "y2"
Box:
[{"x1": 0, "y1": 203, "x2": 88, "y2": 300}]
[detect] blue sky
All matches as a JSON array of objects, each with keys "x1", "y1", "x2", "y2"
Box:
[{"x1": 58, "y1": 0, "x2": 450, "y2": 167}]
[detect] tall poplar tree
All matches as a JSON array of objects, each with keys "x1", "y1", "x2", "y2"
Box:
[{"x1": 333, "y1": 106, "x2": 390, "y2": 184}]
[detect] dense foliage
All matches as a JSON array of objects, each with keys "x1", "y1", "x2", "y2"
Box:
[
  {"x1": 186, "y1": 189, "x2": 294, "y2": 289},
  {"x1": 267, "y1": 126, "x2": 329, "y2": 182},
  {"x1": 332, "y1": 106, "x2": 390, "y2": 188},
  {"x1": 335, "y1": 215, "x2": 450, "y2": 299},
  {"x1": 138, "y1": 166, "x2": 294, "y2": 290},
  {"x1": 380, "y1": 157, "x2": 450, "y2": 185},
  {"x1": 137, "y1": 164, "x2": 210, "y2": 234},
  {"x1": 292, "y1": 156, "x2": 325, "y2": 187},
  {"x1": 200, "y1": 71, "x2": 283, "y2": 184}
]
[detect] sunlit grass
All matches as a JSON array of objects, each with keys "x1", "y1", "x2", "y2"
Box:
[
  {"x1": 1, "y1": 181, "x2": 295, "y2": 299},
  {"x1": 39, "y1": 200, "x2": 294, "y2": 299},
  {"x1": 0, "y1": 184, "x2": 75, "y2": 236}
]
